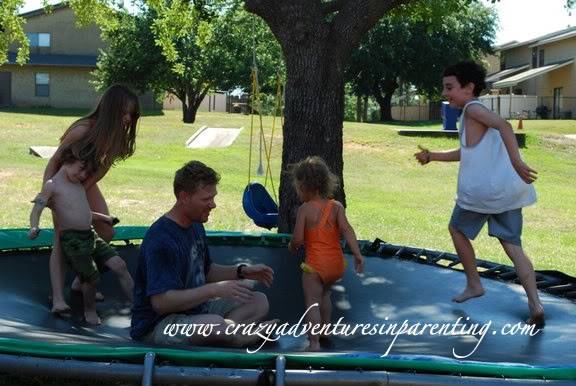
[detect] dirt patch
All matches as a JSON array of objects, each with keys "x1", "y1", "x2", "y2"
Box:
[
  {"x1": 0, "y1": 171, "x2": 14, "y2": 181},
  {"x1": 344, "y1": 141, "x2": 383, "y2": 153},
  {"x1": 117, "y1": 198, "x2": 142, "y2": 207},
  {"x1": 540, "y1": 134, "x2": 576, "y2": 154}
]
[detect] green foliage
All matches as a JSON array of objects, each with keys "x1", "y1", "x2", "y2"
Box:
[
  {"x1": 0, "y1": 0, "x2": 28, "y2": 65},
  {"x1": 347, "y1": 0, "x2": 496, "y2": 116},
  {"x1": 94, "y1": 0, "x2": 283, "y2": 116}
]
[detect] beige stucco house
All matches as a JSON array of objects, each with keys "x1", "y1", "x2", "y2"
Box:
[
  {"x1": 0, "y1": 4, "x2": 158, "y2": 109},
  {"x1": 486, "y1": 26, "x2": 576, "y2": 119}
]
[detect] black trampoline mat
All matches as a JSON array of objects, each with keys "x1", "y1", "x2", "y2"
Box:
[{"x1": 1, "y1": 244, "x2": 575, "y2": 366}]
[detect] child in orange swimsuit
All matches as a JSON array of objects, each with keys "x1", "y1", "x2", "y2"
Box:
[{"x1": 288, "y1": 156, "x2": 364, "y2": 351}]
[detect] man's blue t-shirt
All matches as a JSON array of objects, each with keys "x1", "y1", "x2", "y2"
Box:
[{"x1": 130, "y1": 216, "x2": 212, "y2": 340}]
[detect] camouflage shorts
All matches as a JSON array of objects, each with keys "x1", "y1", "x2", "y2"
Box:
[{"x1": 60, "y1": 229, "x2": 117, "y2": 283}]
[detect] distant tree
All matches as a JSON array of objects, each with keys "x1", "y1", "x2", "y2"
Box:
[
  {"x1": 95, "y1": 1, "x2": 282, "y2": 123},
  {"x1": 347, "y1": 1, "x2": 496, "y2": 122}
]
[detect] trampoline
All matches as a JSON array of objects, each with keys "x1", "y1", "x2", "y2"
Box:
[{"x1": 0, "y1": 227, "x2": 575, "y2": 385}]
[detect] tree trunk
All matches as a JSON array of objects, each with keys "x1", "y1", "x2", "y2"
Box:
[
  {"x1": 362, "y1": 95, "x2": 369, "y2": 122},
  {"x1": 180, "y1": 87, "x2": 209, "y2": 124},
  {"x1": 278, "y1": 49, "x2": 346, "y2": 232},
  {"x1": 356, "y1": 95, "x2": 363, "y2": 122},
  {"x1": 373, "y1": 78, "x2": 398, "y2": 122},
  {"x1": 182, "y1": 103, "x2": 197, "y2": 123},
  {"x1": 245, "y1": 0, "x2": 409, "y2": 232}
]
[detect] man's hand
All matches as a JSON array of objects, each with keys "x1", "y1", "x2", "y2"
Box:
[
  {"x1": 242, "y1": 264, "x2": 274, "y2": 287},
  {"x1": 512, "y1": 159, "x2": 538, "y2": 184},
  {"x1": 211, "y1": 280, "x2": 255, "y2": 303},
  {"x1": 414, "y1": 145, "x2": 431, "y2": 165},
  {"x1": 28, "y1": 227, "x2": 40, "y2": 240}
]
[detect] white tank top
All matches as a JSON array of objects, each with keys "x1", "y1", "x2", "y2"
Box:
[{"x1": 456, "y1": 100, "x2": 536, "y2": 214}]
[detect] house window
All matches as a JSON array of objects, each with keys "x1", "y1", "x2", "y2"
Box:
[
  {"x1": 538, "y1": 49, "x2": 545, "y2": 67},
  {"x1": 35, "y1": 73, "x2": 50, "y2": 97},
  {"x1": 26, "y1": 33, "x2": 51, "y2": 47},
  {"x1": 531, "y1": 47, "x2": 538, "y2": 68}
]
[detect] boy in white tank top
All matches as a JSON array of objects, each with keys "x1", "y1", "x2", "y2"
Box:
[{"x1": 414, "y1": 61, "x2": 544, "y2": 327}]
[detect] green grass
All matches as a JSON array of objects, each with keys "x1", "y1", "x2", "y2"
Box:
[{"x1": 1, "y1": 108, "x2": 575, "y2": 275}]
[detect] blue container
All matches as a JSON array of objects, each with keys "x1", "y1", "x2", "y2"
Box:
[{"x1": 441, "y1": 101, "x2": 461, "y2": 131}]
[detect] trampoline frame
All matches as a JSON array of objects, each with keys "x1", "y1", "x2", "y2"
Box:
[{"x1": 0, "y1": 227, "x2": 575, "y2": 385}]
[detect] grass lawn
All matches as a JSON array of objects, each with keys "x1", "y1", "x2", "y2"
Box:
[{"x1": 1, "y1": 107, "x2": 575, "y2": 276}]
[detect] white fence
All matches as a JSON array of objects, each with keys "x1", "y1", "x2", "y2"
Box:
[{"x1": 478, "y1": 95, "x2": 539, "y2": 119}]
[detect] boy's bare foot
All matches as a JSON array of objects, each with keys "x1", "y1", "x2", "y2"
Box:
[
  {"x1": 452, "y1": 286, "x2": 485, "y2": 303},
  {"x1": 51, "y1": 301, "x2": 71, "y2": 314},
  {"x1": 84, "y1": 310, "x2": 101, "y2": 326},
  {"x1": 527, "y1": 304, "x2": 545, "y2": 328}
]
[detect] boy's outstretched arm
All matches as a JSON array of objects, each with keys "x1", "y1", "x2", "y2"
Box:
[
  {"x1": 29, "y1": 181, "x2": 54, "y2": 239},
  {"x1": 467, "y1": 104, "x2": 537, "y2": 183},
  {"x1": 336, "y1": 203, "x2": 364, "y2": 274},
  {"x1": 288, "y1": 205, "x2": 306, "y2": 254},
  {"x1": 415, "y1": 145, "x2": 460, "y2": 164}
]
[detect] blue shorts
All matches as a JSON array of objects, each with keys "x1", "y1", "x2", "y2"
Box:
[{"x1": 449, "y1": 205, "x2": 523, "y2": 246}]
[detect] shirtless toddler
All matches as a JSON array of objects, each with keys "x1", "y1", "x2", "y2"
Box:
[{"x1": 29, "y1": 143, "x2": 133, "y2": 325}]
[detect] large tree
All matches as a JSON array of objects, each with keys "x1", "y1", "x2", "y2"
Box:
[
  {"x1": 347, "y1": 2, "x2": 496, "y2": 122},
  {"x1": 95, "y1": 1, "x2": 282, "y2": 123}
]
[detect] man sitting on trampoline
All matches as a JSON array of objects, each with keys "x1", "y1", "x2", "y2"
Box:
[
  {"x1": 131, "y1": 160, "x2": 276, "y2": 347},
  {"x1": 415, "y1": 61, "x2": 544, "y2": 327},
  {"x1": 28, "y1": 143, "x2": 134, "y2": 325}
]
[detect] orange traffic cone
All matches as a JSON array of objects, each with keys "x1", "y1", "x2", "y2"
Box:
[{"x1": 517, "y1": 117, "x2": 523, "y2": 130}]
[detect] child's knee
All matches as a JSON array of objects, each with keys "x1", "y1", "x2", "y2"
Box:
[{"x1": 251, "y1": 291, "x2": 269, "y2": 317}]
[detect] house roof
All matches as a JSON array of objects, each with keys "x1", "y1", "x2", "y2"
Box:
[
  {"x1": 19, "y1": 3, "x2": 68, "y2": 19},
  {"x1": 496, "y1": 26, "x2": 576, "y2": 51},
  {"x1": 7, "y1": 52, "x2": 97, "y2": 68},
  {"x1": 492, "y1": 59, "x2": 574, "y2": 88},
  {"x1": 485, "y1": 64, "x2": 530, "y2": 83},
  {"x1": 530, "y1": 29, "x2": 576, "y2": 47}
]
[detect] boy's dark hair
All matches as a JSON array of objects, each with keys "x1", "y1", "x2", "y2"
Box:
[
  {"x1": 174, "y1": 160, "x2": 220, "y2": 197},
  {"x1": 59, "y1": 142, "x2": 99, "y2": 173},
  {"x1": 443, "y1": 61, "x2": 487, "y2": 97},
  {"x1": 290, "y1": 156, "x2": 339, "y2": 199}
]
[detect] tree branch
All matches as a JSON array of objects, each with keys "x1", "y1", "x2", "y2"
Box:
[{"x1": 330, "y1": 0, "x2": 412, "y2": 57}]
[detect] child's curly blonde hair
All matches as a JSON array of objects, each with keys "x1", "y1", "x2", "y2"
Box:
[{"x1": 290, "y1": 156, "x2": 339, "y2": 198}]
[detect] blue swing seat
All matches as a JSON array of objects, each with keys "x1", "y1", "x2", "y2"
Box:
[{"x1": 242, "y1": 183, "x2": 278, "y2": 229}]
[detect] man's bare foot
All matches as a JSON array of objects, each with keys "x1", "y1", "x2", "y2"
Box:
[
  {"x1": 452, "y1": 286, "x2": 485, "y2": 303},
  {"x1": 84, "y1": 310, "x2": 101, "y2": 326},
  {"x1": 51, "y1": 301, "x2": 71, "y2": 314},
  {"x1": 527, "y1": 304, "x2": 545, "y2": 328}
]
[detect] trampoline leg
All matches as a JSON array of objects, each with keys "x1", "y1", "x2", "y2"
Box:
[
  {"x1": 142, "y1": 352, "x2": 156, "y2": 386},
  {"x1": 275, "y1": 355, "x2": 286, "y2": 386}
]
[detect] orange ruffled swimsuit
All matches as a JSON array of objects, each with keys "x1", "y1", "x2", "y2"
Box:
[{"x1": 300, "y1": 199, "x2": 346, "y2": 285}]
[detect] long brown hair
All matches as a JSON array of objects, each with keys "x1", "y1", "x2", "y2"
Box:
[{"x1": 60, "y1": 84, "x2": 140, "y2": 168}]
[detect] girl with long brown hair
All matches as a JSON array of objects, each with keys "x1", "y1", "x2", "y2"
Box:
[{"x1": 43, "y1": 84, "x2": 140, "y2": 313}]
